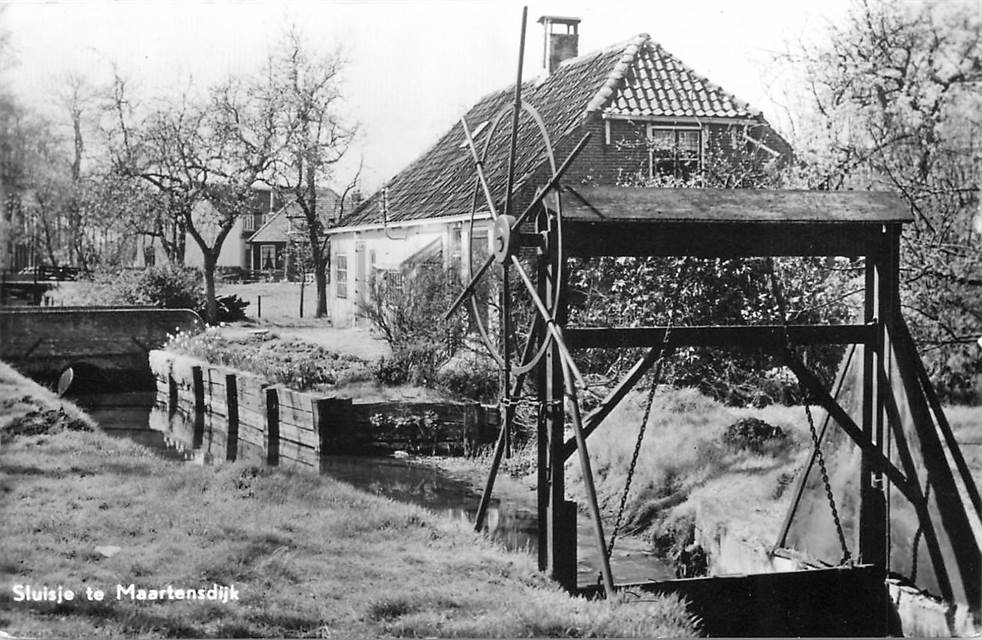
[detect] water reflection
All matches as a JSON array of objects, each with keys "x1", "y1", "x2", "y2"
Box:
[
  {"x1": 321, "y1": 455, "x2": 539, "y2": 553},
  {"x1": 86, "y1": 391, "x2": 674, "y2": 586}
]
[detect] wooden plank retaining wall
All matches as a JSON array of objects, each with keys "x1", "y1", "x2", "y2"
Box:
[{"x1": 148, "y1": 349, "x2": 498, "y2": 473}]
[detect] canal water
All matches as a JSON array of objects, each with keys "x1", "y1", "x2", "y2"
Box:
[{"x1": 81, "y1": 392, "x2": 674, "y2": 587}]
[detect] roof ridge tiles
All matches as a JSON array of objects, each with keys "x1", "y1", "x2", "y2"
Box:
[{"x1": 584, "y1": 33, "x2": 651, "y2": 115}]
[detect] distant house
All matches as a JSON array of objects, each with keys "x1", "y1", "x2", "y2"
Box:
[
  {"x1": 135, "y1": 184, "x2": 285, "y2": 272},
  {"x1": 246, "y1": 188, "x2": 344, "y2": 279},
  {"x1": 326, "y1": 17, "x2": 792, "y2": 327}
]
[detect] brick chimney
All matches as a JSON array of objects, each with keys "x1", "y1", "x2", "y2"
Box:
[{"x1": 537, "y1": 16, "x2": 580, "y2": 74}]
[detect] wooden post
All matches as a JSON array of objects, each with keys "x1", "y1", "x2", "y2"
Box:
[
  {"x1": 191, "y1": 365, "x2": 205, "y2": 449},
  {"x1": 536, "y1": 207, "x2": 576, "y2": 591},
  {"x1": 225, "y1": 373, "x2": 239, "y2": 462},
  {"x1": 168, "y1": 373, "x2": 178, "y2": 414},
  {"x1": 266, "y1": 387, "x2": 279, "y2": 465},
  {"x1": 859, "y1": 225, "x2": 896, "y2": 569}
]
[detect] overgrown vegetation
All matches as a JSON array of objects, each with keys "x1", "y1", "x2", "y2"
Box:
[
  {"x1": 567, "y1": 386, "x2": 806, "y2": 575},
  {"x1": 359, "y1": 264, "x2": 484, "y2": 391},
  {"x1": 787, "y1": 0, "x2": 982, "y2": 402},
  {"x1": 165, "y1": 329, "x2": 370, "y2": 390}
]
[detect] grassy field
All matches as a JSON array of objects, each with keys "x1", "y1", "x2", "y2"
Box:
[{"x1": 0, "y1": 364, "x2": 697, "y2": 639}]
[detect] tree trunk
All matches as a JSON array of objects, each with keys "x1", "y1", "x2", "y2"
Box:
[
  {"x1": 203, "y1": 252, "x2": 218, "y2": 324},
  {"x1": 314, "y1": 262, "x2": 328, "y2": 318}
]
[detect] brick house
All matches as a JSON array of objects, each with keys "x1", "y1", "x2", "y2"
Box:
[{"x1": 326, "y1": 17, "x2": 792, "y2": 326}]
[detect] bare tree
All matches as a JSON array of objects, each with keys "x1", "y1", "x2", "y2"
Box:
[
  {"x1": 265, "y1": 28, "x2": 358, "y2": 318},
  {"x1": 107, "y1": 74, "x2": 277, "y2": 322}
]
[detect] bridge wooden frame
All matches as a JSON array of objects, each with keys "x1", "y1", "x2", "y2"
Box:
[{"x1": 506, "y1": 184, "x2": 981, "y2": 630}]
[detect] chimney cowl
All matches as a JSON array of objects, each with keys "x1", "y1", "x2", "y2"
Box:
[{"x1": 538, "y1": 15, "x2": 580, "y2": 74}]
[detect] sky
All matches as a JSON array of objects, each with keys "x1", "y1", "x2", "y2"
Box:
[{"x1": 2, "y1": 0, "x2": 865, "y2": 191}]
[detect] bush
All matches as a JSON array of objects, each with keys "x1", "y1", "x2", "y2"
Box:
[
  {"x1": 126, "y1": 264, "x2": 205, "y2": 310},
  {"x1": 359, "y1": 265, "x2": 469, "y2": 387},
  {"x1": 722, "y1": 417, "x2": 787, "y2": 454},
  {"x1": 436, "y1": 355, "x2": 499, "y2": 403},
  {"x1": 215, "y1": 294, "x2": 249, "y2": 322}
]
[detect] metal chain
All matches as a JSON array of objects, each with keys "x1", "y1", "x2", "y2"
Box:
[
  {"x1": 605, "y1": 258, "x2": 690, "y2": 562},
  {"x1": 768, "y1": 257, "x2": 852, "y2": 566},
  {"x1": 804, "y1": 402, "x2": 852, "y2": 566},
  {"x1": 606, "y1": 349, "x2": 663, "y2": 558}
]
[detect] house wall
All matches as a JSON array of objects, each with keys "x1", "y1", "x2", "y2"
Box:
[
  {"x1": 328, "y1": 218, "x2": 492, "y2": 327},
  {"x1": 556, "y1": 118, "x2": 790, "y2": 187}
]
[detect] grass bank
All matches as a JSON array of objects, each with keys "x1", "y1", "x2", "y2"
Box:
[
  {"x1": 567, "y1": 387, "x2": 811, "y2": 571},
  {"x1": 0, "y1": 365, "x2": 697, "y2": 638}
]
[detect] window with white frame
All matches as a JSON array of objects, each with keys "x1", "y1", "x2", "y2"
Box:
[
  {"x1": 336, "y1": 255, "x2": 348, "y2": 299},
  {"x1": 243, "y1": 214, "x2": 255, "y2": 232},
  {"x1": 647, "y1": 125, "x2": 702, "y2": 180}
]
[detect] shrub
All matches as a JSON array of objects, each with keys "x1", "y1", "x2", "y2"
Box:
[
  {"x1": 359, "y1": 265, "x2": 469, "y2": 386},
  {"x1": 126, "y1": 264, "x2": 205, "y2": 310},
  {"x1": 722, "y1": 417, "x2": 788, "y2": 454},
  {"x1": 436, "y1": 355, "x2": 499, "y2": 403},
  {"x1": 215, "y1": 294, "x2": 249, "y2": 322}
]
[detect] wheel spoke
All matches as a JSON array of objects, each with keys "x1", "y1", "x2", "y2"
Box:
[
  {"x1": 508, "y1": 254, "x2": 586, "y2": 389},
  {"x1": 460, "y1": 116, "x2": 500, "y2": 220},
  {"x1": 446, "y1": 253, "x2": 495, "y2": 319}
]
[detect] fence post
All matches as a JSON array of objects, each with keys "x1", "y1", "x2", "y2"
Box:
[
  {"x1": 265, "y1": 387, "x2": 279, "y2": 465},
  {"x1": 225, "y1": 373, "x2": 239, "y2": 462},
  {"x1": 191, "y1": 365, "x2": 205, "y2": 448}
]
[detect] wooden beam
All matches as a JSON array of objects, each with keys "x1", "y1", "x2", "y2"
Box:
[
  {"x1": 899, "y1": 320, "x2": 982, "y2": 521},
  {"x1": 565, "y1": 324, "x2": 873, "y2": 350},
  {"x1": 564, "y1": 221, "x2": 887, "y2": 259},
  {"x1": 562, "y1": 343, "x2": 669, "y2": 462},
  {"x1": 784, "y1": 352, "x2": 916, "y2": 504},
  {"x1": 880, "y1": 370, "x2": 955, "y2": 602}
]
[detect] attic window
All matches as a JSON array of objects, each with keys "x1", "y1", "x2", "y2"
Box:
[
  {"x1": 459, "y1": 120, "x2": 490, "y2": 149},
  {"x1": 646, "y1": 124, "x2": 702, "y2": 180}
]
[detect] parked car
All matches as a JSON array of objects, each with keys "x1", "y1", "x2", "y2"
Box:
[{"x1": 17, "y1": 265, "x2": 86, "y2": 281}]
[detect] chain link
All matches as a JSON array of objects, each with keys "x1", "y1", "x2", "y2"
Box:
[
  {"x1": 769, "y1": 257, "x2": 852, "y2": 566},
  {"x1": 804, "y1": 403, "x2": 852, "y2": 566},
  {"x1": 607, "y1": 353, "x2": 663, "y2": 558}
]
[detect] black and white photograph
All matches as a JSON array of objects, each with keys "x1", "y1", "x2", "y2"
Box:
[{"x1": 0, "y1": 0, "x2": 980, "y2": 637}]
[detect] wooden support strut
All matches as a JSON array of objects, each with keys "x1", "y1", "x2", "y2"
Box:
[
  {"x1": 783, "y1": 352, "x2": 917, "y2": 505},
  {"x1": 880, "y1": 369, "x2": 955, "y2": 602},
  {"x1": 561, "y1": 342, "x2": 669, "y2": 462},
  {"x1": 774, "y1": 344, "x2": 858, "y2": 551}
]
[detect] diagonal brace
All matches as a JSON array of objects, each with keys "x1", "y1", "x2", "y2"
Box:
[
  {"x1": 562, "y1": 342, "x2": 670, "y2": 462},
  {"x1": 784, "y1": 351, "x2": 917, "y2": 504}
]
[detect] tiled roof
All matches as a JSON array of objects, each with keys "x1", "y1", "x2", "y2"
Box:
[{"x1": 339, "y1": 34, "x2": 766, "y2": 229}]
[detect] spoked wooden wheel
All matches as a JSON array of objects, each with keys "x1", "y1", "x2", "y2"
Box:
[{"x1": 463, "y1": 99, "x2": 564, "y2": 378}]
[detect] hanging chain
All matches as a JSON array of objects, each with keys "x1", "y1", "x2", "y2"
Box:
[
  {"x1": 605, "y1": 258, "x2": 690, "y2": 562},
  {"x1": 767, "y1": 257, "x2": 852, "y2": 566},
  {"x1": 804, "y1": 403, "x2": 852, "y2": 566},
  {"x1": 606, "y1": 343, "x2": 664, "y2": 558}
]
